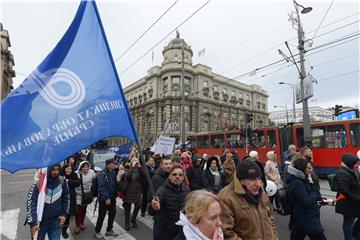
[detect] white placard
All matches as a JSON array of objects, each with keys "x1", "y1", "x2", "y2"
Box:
[{"x1": 154, "y1": 135, "x2": 176, "y2": 155}]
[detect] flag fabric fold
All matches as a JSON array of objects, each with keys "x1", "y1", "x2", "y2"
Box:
[{"x1": 1, "y1": 0, "x2": 139, "y2": 173}]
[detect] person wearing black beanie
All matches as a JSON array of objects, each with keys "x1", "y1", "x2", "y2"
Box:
[
  {"x1": 217, "y1": 160, "x2": 278, "y2": 239},
  {"x1": 285, "y1": 157, "x2": 326, "y2": 240},
  {"x1": 335, "y1": 153, "x2": 360, "y2": 240}
]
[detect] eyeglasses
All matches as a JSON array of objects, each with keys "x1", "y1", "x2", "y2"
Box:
[{"x1": 171, "y1": 173, "x2": 184, "y2": 177}]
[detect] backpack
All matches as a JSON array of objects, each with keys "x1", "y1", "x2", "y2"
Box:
[
  {"x1": 276, "y1": 187, "x2": 293, "y2": 216},
  {"x1": 327, "y1": 173, "x2": 338, "y2": 192}
]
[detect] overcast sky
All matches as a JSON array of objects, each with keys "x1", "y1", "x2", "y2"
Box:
[{"x1": 1, "y1": 0, "x2": 359, "y2": 112}]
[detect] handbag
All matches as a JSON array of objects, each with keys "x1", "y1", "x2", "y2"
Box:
[
  {"x1": 80, "y1": 174, "x2": 94, "y2": 205},
  {"x1": 117, "y1": 175, "x2": 129, "y2": 193}
]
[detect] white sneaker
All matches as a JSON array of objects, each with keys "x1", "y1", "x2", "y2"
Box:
[
  {"x1": 105, "y1": 230, "x2": 119, "y2": 237},
  {"x1": 93, "y1": 232, "x2": 105, "y2": 240}
]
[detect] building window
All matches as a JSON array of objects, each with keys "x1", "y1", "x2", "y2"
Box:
[
  {"x1": 172, "y1": 106, "x2": 180, "y2": 113},
  {"x1": 171, "y1": 76, "x2": 180, "y2": 84},
  {"x1": 184, "y1": 106, "x2": 189, "y2": 113},
  {"x1": 222, "y1": 88, "x2": 227, "y2": 94},
  {"x1": 184, "y1": 77, "x2": 191, "y2": 86},
  {"x1": 213, "y1": 86, "x2": 218, "y2": 92},
  {"x1": 203, "y1": 107, "x2": 208, "y2": 113},
  {"x1": 231, "y1": 90, "x2": 235, "y2": 96},
  {"x1": 203, "y1": 80, "x2": 208, "y2": 88}
]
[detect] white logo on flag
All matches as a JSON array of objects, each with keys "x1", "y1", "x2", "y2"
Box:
[{"x1": 30, "y1": 68, "x2": 86, "y2": 109}]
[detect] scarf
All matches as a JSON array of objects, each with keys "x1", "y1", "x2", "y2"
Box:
[
  {"x1": 243, "y1": 186, "x2": 262, "y2": 204},
  {"x1": 176, "y1": 211, "x2": 211, "y2": 240}
]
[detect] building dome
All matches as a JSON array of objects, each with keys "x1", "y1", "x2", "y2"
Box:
[{"x1": 162, "y1": 33, "x2": 193, "y2": 65}]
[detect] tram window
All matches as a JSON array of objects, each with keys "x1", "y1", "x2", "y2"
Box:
[
  {"x1": 296, "y1": 128, "x2": 304, "y2": 147},
  {"x1": 187, "y1": 136, "x2": 197, "y2": 149},
  {"x1": 350, "y1": 123, "x2": 360, "y2": 147},
  {"x1": 226, "y1": 133, "x2": 244, "y2": 148},
  {"x1": 267, "y1": 130, "x2": 277, "y2": 148},
  {"x1": 311, "y1": 125, "x2": 347, "y2": 148},
  {"x1": 250, "y1": 130, "x2": 265, "y2": 148},
  {"x1": 211, "y1": 134, "x2": 225, "y2": 149},
  {"x1": 197, "y1": 135, "x2": 209, "y2": 148}
]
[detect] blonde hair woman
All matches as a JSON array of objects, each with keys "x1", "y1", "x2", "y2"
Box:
[{"x1": 175, "y1": 190, "x2": 223, "y2": 240}]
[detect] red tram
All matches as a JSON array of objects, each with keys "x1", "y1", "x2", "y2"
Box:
[{"x1": 189, "y1": 119, "x2": 360, "y2": 174}]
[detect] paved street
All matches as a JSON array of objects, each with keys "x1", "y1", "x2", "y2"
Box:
[{"x1": 1, "y1": 170, "x2": 343, "y2": 240}]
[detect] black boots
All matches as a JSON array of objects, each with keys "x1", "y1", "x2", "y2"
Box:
[{"x1": 131, "y1": 220, "x2": 138, "y2": 228}]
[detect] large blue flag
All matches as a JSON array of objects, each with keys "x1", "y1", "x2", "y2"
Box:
[{"x1": 1, "y1": 0, "x2": 139, "y2": 173}]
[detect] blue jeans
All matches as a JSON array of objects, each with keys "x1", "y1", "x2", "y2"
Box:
[
  {"x1": 343, "y1": 215, "x2": 360, "y2": 240},
  {"x1": 37, "y1": 220, "x2": 61, "y2": 240}
]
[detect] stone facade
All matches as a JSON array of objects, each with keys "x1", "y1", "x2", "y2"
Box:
[
  {"x1": 0, "y1": 23, "x2": 15, "y2": 100},
  {"x1": 124, "y1": 36, "x2": 269, "y2": 147}
]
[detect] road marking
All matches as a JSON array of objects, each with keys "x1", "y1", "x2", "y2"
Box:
[
  {"x1": 0, "y1": 208, "x2": 20, "y2": 240},
  {"x1": 86, "y1": 201, "x2": 135, "y2": 240}
]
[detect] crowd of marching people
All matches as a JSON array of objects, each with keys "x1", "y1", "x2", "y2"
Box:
[{"x1": 25, "y1": 145, "x2": 360, "y2": 240}]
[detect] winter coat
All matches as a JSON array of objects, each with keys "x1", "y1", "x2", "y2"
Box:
[
  {"x1": 202, "y1": 169, "x2": 226, "y2": 194},
  {"x1": 335, "y1": 164, "x2": 360, "y2": 217},
  {"x1": 202, "y1": 157, "x2": 226, "y2": 194},
  {"x1": 123, "y1": 167, "x2": 143, "y2": 203},
  {"x1": 264, "y1": 160, "x2": 283, "y2": 189},
  {"x1": 148, "y1": 179, "x2": 190, "y2": 240},
  {"x1": 26, "y1": 167, "x2": 70, "y2": 227},
  {"x1": 218, "y1": 176, "x2": 278, "y2": 240},
  {"x1": 75, "y1": 162, "x2": 97, "y2": 206},
  {"x1": 286, "y1": 165, "x2": 324, "y2": 234},
  {"x1": 223, "y1": 155, "x2": 236, "y2": 184},
  {"x1": 187, "y1": 165, "x2": 204, "y2": 191},
  {"x1": 97, "y1": 168, "x2": 117, "y2": 202},
  {"x1": 147, "y1": 167, "x2": 169, "y2": 202},
  {"x1": 61, "y1": 171, "x2": 80, "y2": 215}
]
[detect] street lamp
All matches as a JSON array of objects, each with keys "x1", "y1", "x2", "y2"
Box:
[
  {"x1": 292, "y1": 0, "x2": 312, "y2": 146},
  {"x1": 279, "y1": 81, "x2": 296, "y2": 122},
  {"x1": 274, "y1": 105, "x2": 289, "y2": 124}
]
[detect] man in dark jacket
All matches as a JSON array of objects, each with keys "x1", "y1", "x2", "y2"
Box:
[
  {"x1": 335, "y1": 153, "x2": 360, "y2": 240},
  {"x1": 26, "y1": 164, "x2": 70, "y2": 240},
  {"x1": 94, "y1": 158, "x2": 119, "y2": 239},
  {"x1": 147, "y1": 157, "x2": 173, "y2": 240},
  {"x1": 186, "y1": 154, "x2": 204, "y2": 191},
  {"x1": 149, "y1": 165, "x2": 190, "y2": 240}
]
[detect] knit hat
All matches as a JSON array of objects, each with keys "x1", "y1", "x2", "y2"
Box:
[
  {"x1": 293, "y1": 157, "x2": 309, "y2": 173},
  {"x1": 342, "y1": 153, "x2": 359, "y2": 169},
  {"x1": 236, "y1": 160, "x2": 262, "y2": 180},
  {"x1": 249, "y1": 151, "x2": 258, "y2": 159}
]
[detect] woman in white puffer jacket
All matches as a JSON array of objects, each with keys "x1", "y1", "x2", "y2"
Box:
[{"x1": 74, "y1": 161, "x2": 97, "y2": 234}]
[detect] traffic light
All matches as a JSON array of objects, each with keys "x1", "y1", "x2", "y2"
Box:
[
  {"x1": 245, "y1": 112, "x2": 254, "y2": 124},
  {"x1": 334, "y1": 105, "x2": 343, "y2": 116}
]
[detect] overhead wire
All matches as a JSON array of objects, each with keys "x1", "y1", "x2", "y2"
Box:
[
  {"x1": 310, "y1": 0, "x2": 335, "y2": 40},
  {"x1": 220, "y1": 12, "x2": 359, "y2": 75},
  {"x1": 120, "y1": 0, "x2": 211, "y2": 75},
  {"x1": 114, "y1": 0, "x2": 179, "y2": 62},
  {"x1": 189, "y1": 32, "x2": 359, "y2": 96}
]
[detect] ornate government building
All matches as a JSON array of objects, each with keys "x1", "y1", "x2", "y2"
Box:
[{"x1": 124, "y1": 35, "x2": 269, "y2": 147}]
